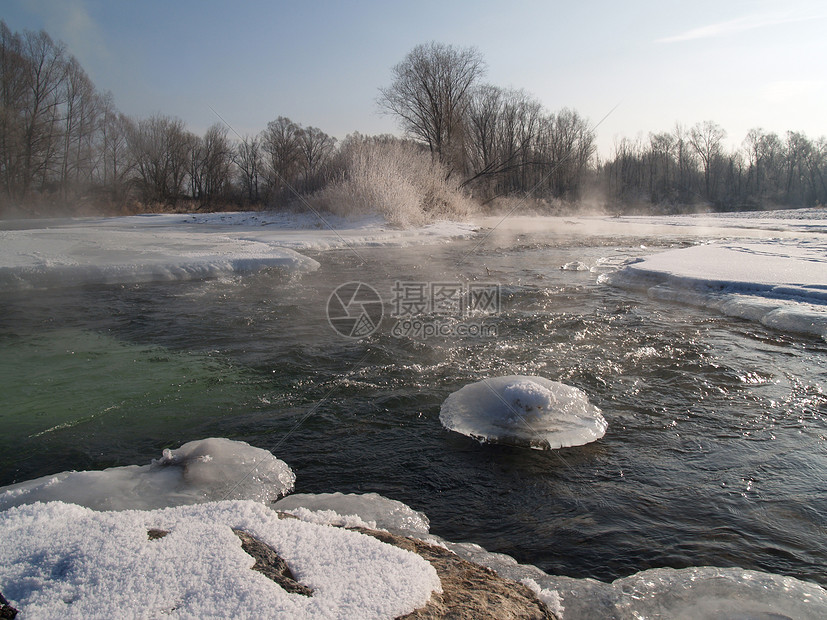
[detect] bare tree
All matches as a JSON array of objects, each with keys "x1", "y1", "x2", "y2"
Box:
[
  {"x1": 463, "y1": 86, "x2": 547, "y2": 197},
  {"x1": 0, "y1": 21, "x2": 28, "y2": 203},
  {"x1": 689, "y1": 120, "x2": 726, "y2": 201},
  {"x1": 783, "y1": 131, "x2": 816, "y2": 205},
  {"x1": 60, "y1": 55, "x2": 100, "y2": 198},
  {"x1": 194, "y1": 123, "x2": 233, "y2": 206},
  {"x1": 378, "y1": 42, "x2": 485, "y2": 172},
  {"x1": 234, "y1": 134, "x2": 261, "y2": 203},
  {"x1": 465, "y1": 84, "x2": 503, "y2": 181},
  {"x1": 18, "y1": 28, "x2": 67, "y2": 198},
  {"x1": 98, "y1": 94, "x2": 134, "y2": 202},
  {"x1": 539, "y1": 108, "x2": 595, "y2": 199},
  {"x1": 261, "y1": 116, "x2": 302, "y2": 203},
  {"x1": 647, "y1": 132, "x2": 676, "y2": 204},
  {"x1": 128, "y1": 114, "x2": 190, "y2": 204},
  {"x1": 298, "y1": 125, "x2": 336, "y2": 190}
]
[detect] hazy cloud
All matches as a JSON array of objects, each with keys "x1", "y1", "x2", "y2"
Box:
[
  {"x1": 24, "y1": 0, "x2": 110, "y2": 65},
  {"x1": 762, "y1": 80, "x2": 825, "y2": 104},
  {"x1": 657, "y1": 11, "x2": 825, "y2": 43}
]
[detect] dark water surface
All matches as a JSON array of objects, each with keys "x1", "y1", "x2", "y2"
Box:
[{"x1": 2, "y1": 231, "x2": 826, "y2": 587}]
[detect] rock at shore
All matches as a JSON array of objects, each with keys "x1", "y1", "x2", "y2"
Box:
[{"x1": 356, "y1": 529, "x2": 558, "y2": 620}]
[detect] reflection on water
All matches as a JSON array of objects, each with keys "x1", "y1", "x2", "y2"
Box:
[{"x1": 1, "y1": 234, "x2": 825, "y2": 587}]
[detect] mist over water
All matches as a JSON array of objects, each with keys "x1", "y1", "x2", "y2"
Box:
[{"x1": 1, "y1": 231, "x2": 826, "y2": 587}]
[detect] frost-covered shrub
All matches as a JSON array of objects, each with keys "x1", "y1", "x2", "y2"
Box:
[{"x1": 306, "y1": 137, "x2": 474, "y2": 226}]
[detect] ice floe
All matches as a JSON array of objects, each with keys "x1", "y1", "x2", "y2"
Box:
[
  {"x1": 561, "y1": 261, "x2": 590, "y2": 271},
  {"x1": 439, "y1": 375, "x2": 607, "y2": 449}
]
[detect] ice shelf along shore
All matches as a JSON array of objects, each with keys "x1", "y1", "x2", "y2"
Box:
[
  {"x1": 0, "y1": 212, "x2": 477, "y2": 291},
  {"x1": 601, "y1": 239, "x2": 827, "y2": 340},
  {"x1": 1, "y1": 438, "x2": 826, "y2": 619}
]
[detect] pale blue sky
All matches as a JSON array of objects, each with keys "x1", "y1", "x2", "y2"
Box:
[{"x1": 5, "y1": 0, "x2": 826, "y2": 155}]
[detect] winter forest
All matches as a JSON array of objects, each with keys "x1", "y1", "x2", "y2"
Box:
[{"x1": 2, "y1": 22, "x2": 825, "y2": 220}]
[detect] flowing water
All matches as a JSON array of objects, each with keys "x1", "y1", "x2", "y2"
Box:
[{"x1": 1, "y1": 229, "x2": 826, "y2": 588}]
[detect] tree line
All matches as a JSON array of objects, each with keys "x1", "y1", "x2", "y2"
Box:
[
  {"x1": 379, "y1": 42, "x2": 827, "y2": 213},
  {"x1": 1, "y1": 24, "x2": 824, "y2": 218},
  {"x1": 0, "y1": 21, "x2": 342, "y2": 216},
  {"x1": 599, "y1": 122, "x2": 827, "y2": 212}
]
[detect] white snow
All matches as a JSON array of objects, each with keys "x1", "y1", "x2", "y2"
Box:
[
  {"x1": 0, "y1": 211, "x2": 477, "y2": 291},
  {"x1": 439, "y1": 375, "x2": 607, "y2": 450},
  {"x1": 0, "y1": 438, "x2": 295, "y2": 511},
  {"x1": 0, "y1": 499, "x2": 441, "y2": 619},
  {"x1": 521, "y1": 578, "x2": 565, "y2": 618},
  {"x1": 273, "y1": 492, "x2": 430, "y2": 536}
]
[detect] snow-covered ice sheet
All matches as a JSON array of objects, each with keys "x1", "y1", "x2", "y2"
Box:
[
  {"x1": 0, "y1": 438, "x2": 295, "y2": 511},
  {"x1": 0, "y1": 226, "x2": 319, "y2": 291},
  {"x1": 617, "y1": 206, "x2": 827, "y2": 235},
  {"x1": 601, "y1": 239, "x2": 827, "y2": 339},
  {"x1": 0, "y1": 500, "x2": 441, "y2": 619},
  {"x1": 0, "y1": 211, "x2": 477, "y2": 291}
]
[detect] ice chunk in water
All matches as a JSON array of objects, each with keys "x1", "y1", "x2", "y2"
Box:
[
  {"x1": 0, "y1": 438, "x2": 295, "y2": 511},
  {"x1": 439, "y1": 375, "x2": 607, "y2": 449}
]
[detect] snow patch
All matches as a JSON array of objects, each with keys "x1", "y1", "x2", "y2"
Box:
[{"x1": 0, "y1": 500, "x2": 441, "y2": 619}]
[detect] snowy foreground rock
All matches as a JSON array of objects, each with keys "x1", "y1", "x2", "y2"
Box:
[
  {"x1": 1, "y1": 438, "x2": 826, "y2": 619},
  {"x1": 440, "y1": 375, "x2": 608, "y2": 450},
  {"x1": 0, "y1": 500, "x2": 440, "y2": 619}
]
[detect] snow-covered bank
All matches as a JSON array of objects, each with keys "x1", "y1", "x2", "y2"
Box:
[{"x1": 0, "y1": 211, "x2": 477, "y2": 291}]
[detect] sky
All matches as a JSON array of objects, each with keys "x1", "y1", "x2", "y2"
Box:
[{"x1": 4, "y1": 0, "x2": 826, "y2": 156}]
